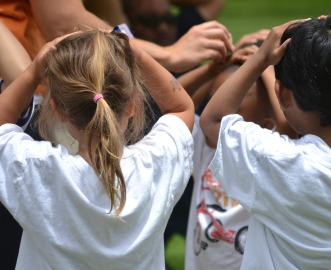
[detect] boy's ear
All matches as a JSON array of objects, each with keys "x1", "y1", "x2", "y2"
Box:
[
  {"x1": 261, "y1": 117, "x2": 277, "y2": 130},
  {"x1": 50, "y1": 97, "x2": 67, "y2": 123},
  {"x1": 275, "y1": 80, "x2": 292, "y2": 111}
]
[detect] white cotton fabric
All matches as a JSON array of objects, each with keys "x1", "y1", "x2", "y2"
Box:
[
  {"x1": 185, "y1": 115, "x2": 250, "y2": 270},
  {"x1": 209, "y1": 114, "x2": 331, "y2": 270},
  {"x1": 0, "y1": 115, "x2": 194, "y2": 270}
]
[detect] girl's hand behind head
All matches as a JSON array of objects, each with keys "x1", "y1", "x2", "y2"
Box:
[
  {"x1": 257, "y1": 19, "x2": 311, "y2": 66},
  {"x1": 31, "y1": 32, "x2": 80, "y2": 82}
]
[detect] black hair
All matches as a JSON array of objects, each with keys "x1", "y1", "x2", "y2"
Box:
[{"x1": 274, "y1": 15, "x2": 331, "y2": 126}]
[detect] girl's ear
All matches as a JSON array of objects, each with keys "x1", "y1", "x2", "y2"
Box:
[
  {"x1": 125, "y1": 101, "x2": 135, "y2": 118},
  {"x1": 275, "y1": 80, "x2": 292, "y2": 111},
  {"x1": 50, "y1": 97, "x2": 67, "y2": 123}
]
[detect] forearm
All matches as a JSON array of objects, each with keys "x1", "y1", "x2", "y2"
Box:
[
  {"x1": 191, "y1": 80, "x2": 213, "y2": 108},
  {"x1": 134, "y1": 46, "x2": 194, "y2": 131},
  {"x1": 131, "y1": 39, "x2": 175, "y2": 70},
  {"x1": 31, "y1": 4, "x2": 112, "y2": 41},
  {"x1": 0, "y1": 64, "x2": 39, "y2": 126},
  {"x1": 84, "y1": 0, "x2": 128, "y2": 26},
  {"x1": 200, "y1": 51, "x2": 268, "y2": 143},
  {"x1": 0, "y1": 21, "x2": 31, "y2": 91}
]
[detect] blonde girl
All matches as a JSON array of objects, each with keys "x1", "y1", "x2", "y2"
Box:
[{"x1": 0, "y1": 29, "x2": 194, "y2": 270}]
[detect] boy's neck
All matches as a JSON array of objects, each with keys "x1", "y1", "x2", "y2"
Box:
[{"x1": 299, "y1": 113, "x2": 331, "y2": 149}]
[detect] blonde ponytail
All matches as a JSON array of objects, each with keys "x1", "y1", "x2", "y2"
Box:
[
  {"x1": 87, "y1": 98, "x2": 126, "y2": 216},
  {"x1": 39, "y1": 29, "x2": 148, "y2": 216}
]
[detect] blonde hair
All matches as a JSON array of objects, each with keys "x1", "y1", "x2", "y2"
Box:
[{"x1": 38, "y1": 30, "x2": 147, "y2": 216}]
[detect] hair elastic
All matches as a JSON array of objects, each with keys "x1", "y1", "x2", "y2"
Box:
[{"x1": 94, "y1": 94, "x2": 104, "y2": 103}]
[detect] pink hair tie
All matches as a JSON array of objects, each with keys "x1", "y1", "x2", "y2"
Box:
[{"x1": 94, "y1": 94, "x2": 104, "y2": 103}]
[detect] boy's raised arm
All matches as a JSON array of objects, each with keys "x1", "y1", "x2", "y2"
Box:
[{"x1": 200, "y1": 19, "x2": 306, "y2": 145}]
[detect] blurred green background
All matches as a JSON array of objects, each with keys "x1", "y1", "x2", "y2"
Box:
[
  {"x1": 218, "y1": 0, "x2": 330, "y2": 43},
  {"x1": 166, "y1": 2, "x2": 331, "y2": 270}
]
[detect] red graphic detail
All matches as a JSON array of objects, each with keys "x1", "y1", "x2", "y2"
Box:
[{"x1": 197, "y1": 201, "x2": 236, "y2": 244}]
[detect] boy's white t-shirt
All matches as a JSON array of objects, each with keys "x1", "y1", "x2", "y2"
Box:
[
  {"x1": 186, "y1": 115, "x2": 250, "y2": 270},
  {"x1": 210, "y1": 114, "x2": 331, "y2": 270},
  {"x1": 0, "y1": 115, "x2": 193, "y2": 270}
]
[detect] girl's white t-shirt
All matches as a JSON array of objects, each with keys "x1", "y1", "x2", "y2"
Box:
[
  {"x1": 210, "y1": 114, "x2": 331, "y2": 270},
  {"x1": 0, "y1": 115, "x2": 193, "y2": 270}
]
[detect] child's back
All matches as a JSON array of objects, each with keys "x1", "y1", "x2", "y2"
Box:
[
  {"x1": 0, "y1": 30, "x2": 195, "y2": 269},
  {"x1": 186, "y1": 64, "x2": 276, "y2": 270},
  {"x1": 200, "y1": 17, "x2": 331, "y2": 269}
]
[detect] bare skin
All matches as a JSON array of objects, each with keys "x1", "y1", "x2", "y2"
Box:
[
  {"x1": 0, "y1": 33, "x2": 195, "y2": 166},
  {"x1": 200, "y1": 19, "x2": 331, "y2": 150},
  {"x1": 0, "y1": 21, "x2": 32, "y2": 115},
  {"x1": 28, "y1": 0, "x2": 233, "y2": 73}
]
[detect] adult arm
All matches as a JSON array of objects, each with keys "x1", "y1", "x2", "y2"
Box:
[
  {"x1": 30, "y1": 0, "x2": 234, "y2": 73},
  {"x1": 132, "y1": 44, "x2": 195, "y2": 132},
  {"x1": 261, "y1": 66, "x2": 297, "y2": 138},
  {"x1": 84, "y1": 0, "x2": 129, "y2": 26},
  {"x1": 200, "y1": 20, "x2": 306, "y2": 145}
]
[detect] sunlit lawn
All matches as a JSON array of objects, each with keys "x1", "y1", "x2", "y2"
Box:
[{"x1": 166, "y1": 1, "x2": 331, "y2": 269}]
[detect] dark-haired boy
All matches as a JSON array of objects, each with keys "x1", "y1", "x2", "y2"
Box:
[{"x1": 200, "y1": 17, "x2": 331, "y2": 269}]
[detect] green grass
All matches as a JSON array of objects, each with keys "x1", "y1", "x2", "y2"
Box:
[
  {"x1": 165, "y1": 234, "x2": 186, "y2": 270},
  {"x1": 165, "y1": 1, "x2": 331, "y2": 269},
  {"x1": 218, "y1": 0, "x2": 331, "y2": 43}
]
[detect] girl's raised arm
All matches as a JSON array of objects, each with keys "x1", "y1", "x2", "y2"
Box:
[
  {"x1": 0, "y1": 33, "x2": 75, "y2": 127},
  {"x1": 0, "y1": 21, "x2": 31, "y2": 91},
  {"x1": 132, "y1": 44, "x2": 195, "y2": 132}
]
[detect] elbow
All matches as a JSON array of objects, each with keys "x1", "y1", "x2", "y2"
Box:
[
  {"x1": 200, "y1": 109, "x2": 221, "y2": 145},
  {"x1": 199, "y1": 110, "x2": 210, "y2": 135}
]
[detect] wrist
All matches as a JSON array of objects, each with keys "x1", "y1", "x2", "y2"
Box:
[
  {"x1": 162, "y1": 46, "x2": 177, "y2": 72},
  {"x1": 27, "y1": 61, "x2": 44, "y2": 84},
  {"x1": 254, "y1": 49, "x2": 270, "y2": 69}
]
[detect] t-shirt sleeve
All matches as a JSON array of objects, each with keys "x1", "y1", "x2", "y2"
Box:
[
  {"x1": 129, "y1": 114, "x2": 194, "y2": 207},
  {"x1": 0, "y1": 124, "x2": 30, "y2": 214},
  {"x1": 209, "y1": 114, "x2": 275, "y2": 211}
]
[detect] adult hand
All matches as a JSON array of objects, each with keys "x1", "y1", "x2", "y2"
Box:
[
  {"x1": 165, "y1": 21, "x2": 234, "y2": 73},
  {"x1": 257, "y1": 19, "x2": 310, "y2": 66},
  {"x1": 29, "y1": 32, "x2": 80, "y2": 82},
  {"x1": 234, "y1": 29, "x2": 270, "y2": 51}
]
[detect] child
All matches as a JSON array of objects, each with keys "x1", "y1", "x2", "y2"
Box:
[
  {"x1": 179, "y1": 43, "x2": 279, "y2": 270},
  {"x1": 0, "y1": 28, "x2": 194, "y2": 270},
  {"x1": 200, "y1": 17, "x2": 331, "y2": 269}
]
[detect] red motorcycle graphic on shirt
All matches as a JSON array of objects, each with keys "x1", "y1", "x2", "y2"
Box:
[{"x1": 194, "y1": 167, "x2": 249, "y2": 256}]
